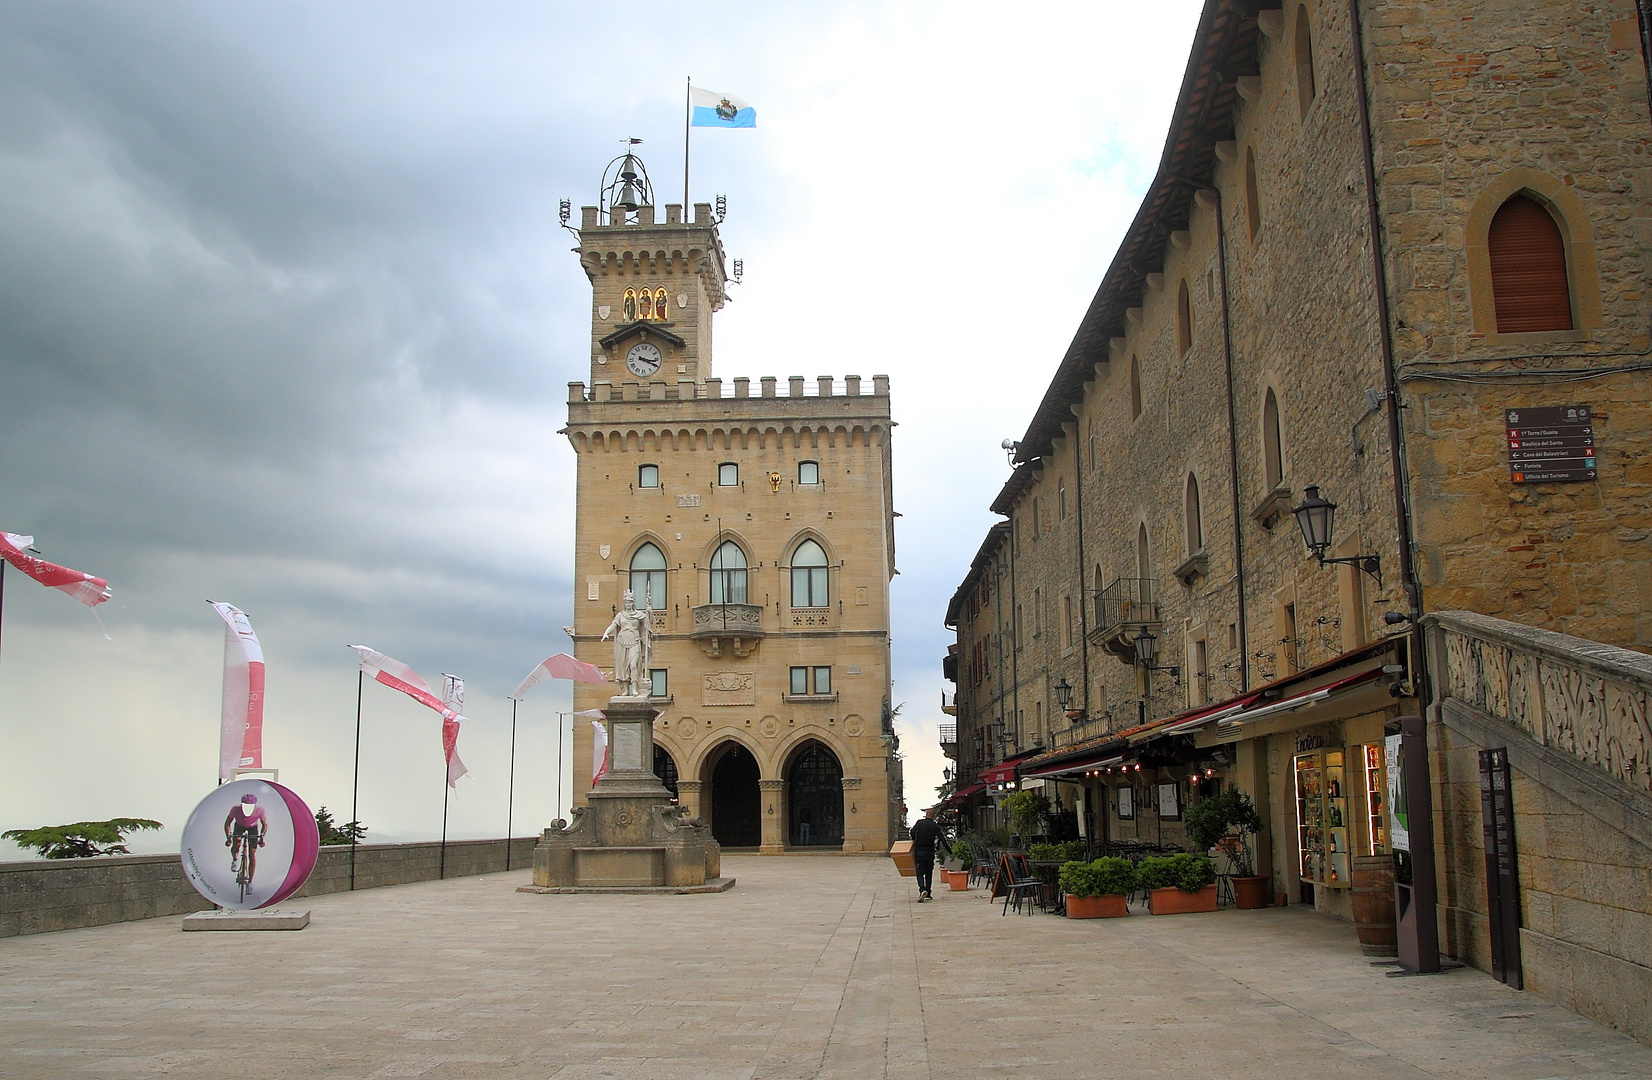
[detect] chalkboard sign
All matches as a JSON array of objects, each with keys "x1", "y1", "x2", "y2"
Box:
[{"x1": 1506, "y1": 404, "x2": 1595, "y2": 483}]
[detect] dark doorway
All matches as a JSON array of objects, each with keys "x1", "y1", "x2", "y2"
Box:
[
  {"x1": 786, "y1": 740, "x2": 844, "y2": 847},
  {"x1": 654, "y1": 745, "x2": 679, "y2": 798},
  {"x1": 708, "y1": 742, "x2": 761, "y2": 847}
]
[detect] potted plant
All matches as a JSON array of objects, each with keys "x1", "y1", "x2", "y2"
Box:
[
  {"x1": 1183, "y1": 786, "x2": 1269, "y2": 909},
  {"x1": 1138, "y1": 853, "x2": 1218, "y2": 914},
  {"x1": 1002, "y1": 790, "x2": 1050, "y2": 845},
  {"x1": 1059, "y1": 857, "x2": 1137, "y2": 919}
]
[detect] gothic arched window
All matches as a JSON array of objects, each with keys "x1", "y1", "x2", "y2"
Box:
[
  {"x1": 709, "y1": 541, "x2": 748, "y2": 604},
  {"x1": 1489, "y1": 195, "x2": 1573, "y2": 333},
  {"x1": 622, "y1": 288, "x2": 638, "y2": 322},
  {"x1": 1263, "y1": 389, "x2": 1285, "y2": 490},
  {"x1": 791, "y1": 539, "x2": 829, "y2": 608},
  {"x1": 629, "y1": 543, "x2": 667, "y2": 609}
]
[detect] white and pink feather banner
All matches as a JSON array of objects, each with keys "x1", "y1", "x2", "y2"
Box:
[
  {"x1": 1, "y1": 532, "x2": 111, "y2": 608},
  {"x1": 209, "y1": 602, "x2": 265, "y2": 782},
  {"x1": 349, "y1": 645, "x2": 469, "y2": 786},
  {"x1": 510, "y1": 653, "x2": 607, "y2": 699}
]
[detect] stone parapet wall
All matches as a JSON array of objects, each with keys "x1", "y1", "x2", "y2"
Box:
[
  {"x1": 0, "y1": 837, "x2": 539, "y2": 938},
  {"x1": 1427, "y1": 610, "x2": 1652, "y2": 1044}
]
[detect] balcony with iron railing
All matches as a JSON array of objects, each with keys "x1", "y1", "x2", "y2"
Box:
[
  {"x1": 1091, "y1": 577, "x2": 1160, "y2": 663},
  {"x1": 938, "y1": 724, "x2": 957, "y2": 759}
]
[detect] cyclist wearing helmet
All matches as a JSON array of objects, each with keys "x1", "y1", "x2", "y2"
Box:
[{"x1": 224, "y1": 793, "x2": 268, "y2": 884}]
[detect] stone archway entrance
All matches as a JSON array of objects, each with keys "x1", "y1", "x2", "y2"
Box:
[
  {"x1": 653, "y1": 745, "x2": 679, "y2": 798},
  {"x1": 705, "y1": 741, "x2": 761, "y2": 848},
  {"x1": 785, "y1": 740, "x2": 844, "y2": 847}
]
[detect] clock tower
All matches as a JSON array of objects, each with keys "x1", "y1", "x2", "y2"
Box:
[
  {"x1": 575, "y1": 148, "x2": 728, "y2": 390},
  {"x1": 560, "y1": 148, "x2": 902, "y2": 856}
]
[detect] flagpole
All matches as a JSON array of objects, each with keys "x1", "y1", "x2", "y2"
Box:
[
  {"x1": 506, "y1": 698, "x2": 518, "y2": 870},
  {"x1": 0, "y1": 561, "x2": 6, "y2": 676},
  {"x1": 350, "y1": 669, "x2": 362, "y2": 891},
  {"x1": 439, "y1": 757, "x2": 451, "y2": 879},
  {"x1": 556, "y1": 711, "x2": 566, "y2": 824},
  {"x1": 683, "y1": 75, "x2": 691, "y2": 211}
]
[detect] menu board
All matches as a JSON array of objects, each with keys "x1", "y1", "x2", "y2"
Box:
[{"x1": 1507, "y1": 405, "x2": 1596, "y2": 483}]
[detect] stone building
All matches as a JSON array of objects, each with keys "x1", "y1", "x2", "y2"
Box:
[
  {"x1": 942, "y1": 0, "x2": 1652, "y2": 1042},
  {"x1": 563, "y1": 153, "x2": 900, "y2": 854}
]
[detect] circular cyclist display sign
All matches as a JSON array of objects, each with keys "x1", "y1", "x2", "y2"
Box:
[{"x1": 180, "y1": 779, "x2": 320, "y2": 910}]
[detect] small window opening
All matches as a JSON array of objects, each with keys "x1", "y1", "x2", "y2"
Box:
[
  {"x1": 798, "y1": 461, "x2": 820, "y2": 485},
  {"x1": 638, "y1": 464, "x2": 660, "y2": 488},
  {"x1": 718, "y1": 462, "x2": 739, "y2": 486},
  {"x1": 1263, "y1": 389, "x2": 1284, "y2": 490},
  {"x1": 1177, "y1": 280, "x2": 1194, "y2": 356}
]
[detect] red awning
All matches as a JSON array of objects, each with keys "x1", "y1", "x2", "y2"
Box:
[
  {"x1": 944, "y1": 781, "x2": 987, "y2": 806},
  {"x1": 1216, "y1": 667, "x2": 1387, "y2": 730},
  {"x1": 1022, "y1": 753, "x2": 1126, "y2": 781}
]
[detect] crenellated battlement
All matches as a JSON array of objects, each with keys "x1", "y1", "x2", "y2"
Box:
[{"x1": 569, "y1": 374, "x2": 890, "y2": 404}]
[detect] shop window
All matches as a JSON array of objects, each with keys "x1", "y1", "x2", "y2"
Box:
[
  {"x1": 718, "y1": 462, "x2": 739, "y2": 486},
  {"x1": 1489, "y1": 195, "x2": 1572, "y2": 333},
  {"x1": 1177, "y1": 280, "x2": 1193, "y2": 356},
  {"x1": 1130, "y1": 355, "x2": 1143, "y2": 419},
  {"x1": 709, "y1": 540, "x2": 748, "y2": 604},
  {"x1": 628, "y1": 543, "x2": 667, "y2": 610},
  {"x1": 1263, "y1": 389, "x2": 1284, "y2": 489},
  {"x1": 1294, "y1": 4, "x2": 1316, "y2": 119},
  {"x1": 649, "y1": 669, "x2": 668, "y2": 697},
  {"x1": 798, "y1": 460, "x2": 820, "y2": 485},
  {"x1": 638, "y1": 464, "x2": 660, "y2": 488},
  {"x1": 790, "y1": 539, "x2": 829, "y2": 607}
]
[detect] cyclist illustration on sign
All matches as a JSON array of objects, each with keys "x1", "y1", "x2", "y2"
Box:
[{"x1": 224, "y1": 793, "x2": 268, "y2": 903}]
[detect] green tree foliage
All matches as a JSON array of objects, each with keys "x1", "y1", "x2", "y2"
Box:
[
  {"x1": 1182, "y1": 787, "x2": 1264, "y2": 876},
  {"x1": 2, "y1": 818, "x2": 163, "y2": 859},
  {"x1": 1002, "y1": 790, "x2": 1049, "y2": 839},
  {"x1": 314, "y1": 806, "x2": 368, "y2": 846}
]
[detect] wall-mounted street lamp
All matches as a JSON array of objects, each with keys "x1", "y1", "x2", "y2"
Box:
[
  {"x1": 1291, "y1": 484, "x2": 1383, "y2": 587},
  {"x1": 1132, "y1": 628, "x2": 1181, "y2": 684},
  {"x1": 1054, "y1": 678, "x2": 1072, "y2": 708}
]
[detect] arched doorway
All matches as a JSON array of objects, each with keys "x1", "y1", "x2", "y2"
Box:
[
  {"x1": 654, "y1": 745, "x2": 679, "y2": 798},
  {"x1": 785, "y1": 740, "x2": 844, "y2": 847},
  {"x1": 706, "y1": 741, "x2": 761, "y2": 847}
]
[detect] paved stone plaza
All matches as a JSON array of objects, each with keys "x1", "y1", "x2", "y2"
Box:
[{"x1": 1, "y1": 856, "x2": 1648, "y2": 1079}]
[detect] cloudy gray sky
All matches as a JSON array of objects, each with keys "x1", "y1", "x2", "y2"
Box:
[{"x1": 0, "y1": 0, "x2": 1202, "y2": 856}]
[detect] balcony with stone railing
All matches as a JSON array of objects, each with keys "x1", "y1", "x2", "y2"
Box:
[{"x1": 690, "y1": 603, "x2": 764, "y2": 659}]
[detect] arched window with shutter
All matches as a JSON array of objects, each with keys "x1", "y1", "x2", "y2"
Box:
[
  {"x1": 791, "y1": 539, "x2": 829, "y2": 608},
  {"x1": 629, "y1": 543, "x2": 667, "y2": 609},
  {"x1": 1489, "y1": 194, "x2": 1572, "y2": 333},
  {"x1": 1263, "y1": 388, "x2": 1284, "y2": 490},
  {"x1": 709, "y1": 541, "x2": 748, "y2": 604}
]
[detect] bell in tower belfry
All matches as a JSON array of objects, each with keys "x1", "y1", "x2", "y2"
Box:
[
  {"x1": 576, "y1": 143, "x2": 731, "y2": 387},
  {"x1": 601, "y1": 139, "x2": 653, "y2": 223}
]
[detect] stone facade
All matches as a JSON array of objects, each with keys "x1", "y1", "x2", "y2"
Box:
[
  {"x1": 566, "y1": 186, "x2": 899, "y2": 855},
  {"x1": 941, "y1": 0, "x2": 1652, "y2": 1033}
]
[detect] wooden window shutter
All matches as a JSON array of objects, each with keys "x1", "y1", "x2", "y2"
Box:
[{"x1": 1489, "y1": 195, "x2": 1572, "y2": 333}]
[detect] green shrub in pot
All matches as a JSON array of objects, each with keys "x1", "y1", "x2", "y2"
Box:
[{"x1": 1059, "y1": 857, "x2": 1138, "y2": 898}]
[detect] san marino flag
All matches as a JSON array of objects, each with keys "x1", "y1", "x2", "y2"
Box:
[{"x1": 691, "y1": 87, "x2": 755, "y2": 128}]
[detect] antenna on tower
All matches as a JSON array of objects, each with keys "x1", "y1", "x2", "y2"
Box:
[
  {"x1": 558, "y1": 198, "x2": 577, "y2": 239},
  {"x1": 714, "y1": 194, "x2": 727, "y2": 223},
  {"x1": 598, "y1": 138, "x2": 654, "y2": 225}
]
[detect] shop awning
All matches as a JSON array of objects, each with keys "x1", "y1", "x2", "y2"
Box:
[
  {"x1": 977, "y1": 751, "x2": 1040, "y2": 786},
  {"x1": 1215, "y1": 667, "x2": 1387, "y2": 730},
  {"x1": 1143, "y1": 694, "x2": 1264, "y2": 740},
  {"x1": 1022, "y1": 753, "x2": 1125, "y2": 781},
  {"x1": 944, "y1": 781, "x2": 987, "y2": 806}
]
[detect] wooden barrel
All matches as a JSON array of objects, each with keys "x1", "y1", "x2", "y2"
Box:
[{"x1": 1351, "y1": 854, "x2": 1398, "y2": 956}]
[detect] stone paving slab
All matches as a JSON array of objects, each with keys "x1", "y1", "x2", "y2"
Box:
[{"x1": 0, "y1": 857, "x2": 1647, "y2": 1079}]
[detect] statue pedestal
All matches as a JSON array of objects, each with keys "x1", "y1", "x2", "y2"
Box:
[{"x1": 530, "y1": 697, "x2": 724, "y2": 890}]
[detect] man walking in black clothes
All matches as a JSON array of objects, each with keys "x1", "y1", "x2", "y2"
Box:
[{"x1": 909, "y1": 809, "x2": 944, "y2": 901}]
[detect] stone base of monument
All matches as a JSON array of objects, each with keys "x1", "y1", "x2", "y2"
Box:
[
  {"x1": 182, "y1": 908, "x2": 310, "y2": 931},
  {"x1": 529, "y1": 697, "x2": 727, "y2": 892}
]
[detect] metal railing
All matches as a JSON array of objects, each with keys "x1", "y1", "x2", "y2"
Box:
[{"x1": 1094, "y1": 577, "x2": 1159, "y2": 639}]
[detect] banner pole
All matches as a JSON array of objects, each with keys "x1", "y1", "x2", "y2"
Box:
[
  {"x1": 683, "y1": 76, "x2": 691, "y2": 211},
  {"x1": 350, "y1": 668, "x2": 363, "y2": 891},
  {"x1": 556, "y1": 711, "x2": 566, "y2": 824},
  {"x1": 0, "y1": 560, "x2": 6, "y2": 676},
  {"x1": 440, "y1": 764, "x2": 450, "y2": 880},
  {"x1": 506, "y1": 698, "x2": 518, "y2": 869}
]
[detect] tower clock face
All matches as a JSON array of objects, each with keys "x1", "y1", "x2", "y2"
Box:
[{"x1": 626, "y1": 342, "x2": 663, "y2": 377}]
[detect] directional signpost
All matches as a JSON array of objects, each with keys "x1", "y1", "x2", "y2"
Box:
[{"x1": 1506, "y1": 404, "x2": 1596, "y2": 484}]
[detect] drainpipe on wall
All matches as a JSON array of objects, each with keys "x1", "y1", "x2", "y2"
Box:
[
  {"x1": 1349, "y1": 0, "x2": 1438, "y2": 974},
  {"x1": 1073, "y1": 419, "x2": 1093, "y2": 715},
  {"x1": 1208, "y1": 182, "x2": 1252, "y2": 693}
]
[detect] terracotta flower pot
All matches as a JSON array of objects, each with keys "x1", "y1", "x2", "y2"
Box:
[
  {"x1": 946, "y1": 869, "x2": 969, "y2": 891},
  {"x1": 1148, "y1": 884, "x2": 1218, "y2": 915},
  {"x1": 1065, "y1": 893, "x2": 1129, "y2": 919},
  {"x1": 1232, "y1": 875, "x2": 1271, "y2": 909}
]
